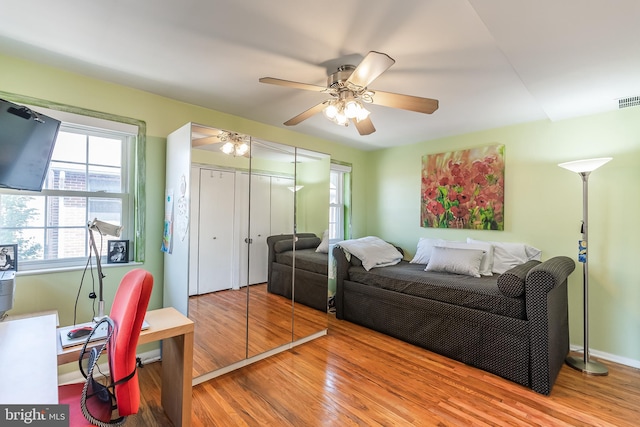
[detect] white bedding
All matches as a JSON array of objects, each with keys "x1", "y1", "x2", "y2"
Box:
[{"x1": 337, "y1": 236, "x2": 403, "y2": 271}]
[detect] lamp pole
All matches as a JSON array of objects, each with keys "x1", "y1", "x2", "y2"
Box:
[
  {"x1": 559, "y1": 157, "x2": 611, "y2": 375},
  {"x1": 88, "y1": 225, "x2": 106, "y2": 321}
]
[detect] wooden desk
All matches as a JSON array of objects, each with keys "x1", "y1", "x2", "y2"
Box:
[
  {"x1": 0, "y1": 314, "x2": 59, "y2": 404},
  {"x1": 57, "y1": 307, "x2": 194, "y2": 427}
]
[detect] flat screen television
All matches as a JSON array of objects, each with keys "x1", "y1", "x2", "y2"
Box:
[{"x1": 0, "y1": 98, "x2": 61, "y2": 191}]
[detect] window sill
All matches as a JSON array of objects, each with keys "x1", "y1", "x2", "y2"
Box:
[{"x1": 15, "y1": 261, "x2": 143, "y2": 277}]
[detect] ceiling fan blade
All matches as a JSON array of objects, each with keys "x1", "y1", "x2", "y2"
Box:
[
  {"x1": 371, "y1": 90, "x2": 439, "y2": 114},
  {"x1": 192, "y1": 135, "x2": 222, "y2": 147},
  {"x1": 284, "y1": 102, "x2": 327, "y2": 126},
  {"x1": 259, "y1": 77, "x2": 326, "y2": 92},
  {"x1": 346, "y1": 51, "x2": 395, "y2": 88},
  {"x1": 353, "y1": 117, "x2": 376, "y2": 135}
]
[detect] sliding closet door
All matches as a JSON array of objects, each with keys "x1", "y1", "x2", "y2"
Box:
[
  {"x1": 293, "y1": 148, "x2": 330, "y2": 342},
  {"x1": 246, "y1": 140, "x2": 295, "y2": 358},
  {"x1": 187, "y1": 124, "x2": 249, "y2": 378}
]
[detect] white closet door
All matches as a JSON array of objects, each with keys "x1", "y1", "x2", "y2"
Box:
[
  {"x1": 236, "y1": 173, "x2": 271, "y2": 286},
  {"x1": 248, "y1": 174, "x2": 271, "y2": 285},
  {"x1": 270, "y1": 176, "x2": 295, "y2": 235},
  {"x1": 197, "y1": 169, "x2": 236, "y2": 294}
]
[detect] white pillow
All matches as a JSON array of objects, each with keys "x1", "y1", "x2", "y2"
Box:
[
  {"x1": 337, "y1": 236, "x2": 403, "y2": 271},
  {"x1": 410, "y1": 238, "x2": 448, "y2": 264},
  {"x1": 467, "y1": 238, "x2": 541, "y2": 274},
  {"x1": 424, "y1": 246, "x2": 485, "y2": 278},
  {"x1": 437, "y1": 241, "x2": 494, "y2": 276},
  {"x1": 316, "y1": 229, "x2": 329, "y2": 253}
]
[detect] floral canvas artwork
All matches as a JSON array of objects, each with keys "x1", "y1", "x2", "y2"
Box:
[{"x1": 421, "y1": 144, "x2": 505, "y2": 230}]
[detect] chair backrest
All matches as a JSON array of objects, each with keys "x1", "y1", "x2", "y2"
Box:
[{"x1": 106, "y1": 269, "x2": 153, "y2": 416}]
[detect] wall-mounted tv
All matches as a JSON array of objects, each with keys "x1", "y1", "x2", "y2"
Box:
[{"x1": 0, "y1": 98, "x2": 61, "y2": 192}]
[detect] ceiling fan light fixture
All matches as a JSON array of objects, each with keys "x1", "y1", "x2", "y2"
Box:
[
  {"x1": 334, "y1": 111, "x2": 348, "y2": 126},
  {"x1": 355, "y1": 106, "x2": 371, "y2": 122},
  {"x1": 221, "y1": 141, "x2": 235, "y2": 154},
  {"x1": 323, "y1": 97, "x2": 369, "y2": 126},
  {"x1": 344, "y1": 99, "x2": 361, "y2": 119},
  {"x1": 323, "y1": 102, "x2": 339, "y2": 120},
  {"x1": 219, "y1": 131, "x2": 250, "y2": 156},
  {"x1": 235, "y1": 142, "x2": 249, "y2": 156}
]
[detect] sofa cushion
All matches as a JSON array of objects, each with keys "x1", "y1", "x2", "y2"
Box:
[
  {"x1": 347, "y1": 260, "x2": 526, "y2": 319},
  {"x1": 410, "y1": 237, "x2": 446, "y2": 264},
  {"x1": 411, "y1": 238, "x2": 494, "y2": 276},
  {"x1": 467, "y1": 238, "x2": 541, "y2": 274},
  {"x1": 497, "y1": 260, "x2": 542, "y2": 297},
  {"x1": 316, "y1": 229, "x2": 330, "y2": 253},
  {"x1": 275, "y1": 248, "x2": 328, "y2": 275},
  {"x1": 425, "y1": 246, "x2": 486, "y2": 278}
]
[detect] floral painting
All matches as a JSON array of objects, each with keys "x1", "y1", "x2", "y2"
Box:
[{"x1": 421, "y1": 144, "x2": 505, "y2": 230}]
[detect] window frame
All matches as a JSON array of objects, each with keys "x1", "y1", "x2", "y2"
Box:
[
  {"x1": 329, "y1": 162, "x2": 352, "y2": 243},
  {"x1": 0, "y1": 90, "x2": 147, "y2": 272}
]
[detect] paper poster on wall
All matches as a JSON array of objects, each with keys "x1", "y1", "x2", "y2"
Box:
[
  {"x1": 176, "y1": 174, "x2": 189, "y2": 242},
  {"x1": 161, "y1": 189, "x2": 174, "y2": 253}
]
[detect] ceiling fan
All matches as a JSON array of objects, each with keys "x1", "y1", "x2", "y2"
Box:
[
  {"x1": 192, "y1": 130, "x2": 250, "y2": 156},
  {"x1": 259, "y1": 51, "x2": 439, "y2": 135}
]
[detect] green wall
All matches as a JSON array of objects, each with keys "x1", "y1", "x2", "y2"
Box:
[
  {"x1": 2, "y1": 52, "x2": 638, "y2": 366},
  {"x1": 365, "y1": 108, "x2": 640, "y2": 364}
]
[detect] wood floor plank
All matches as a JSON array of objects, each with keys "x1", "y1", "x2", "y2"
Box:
[
  {"x1": 129, "y1": 313, "x2": 639, "y2": 426},
  {"x1": 190, "y1": 283, "x2": 327, "y2": 377}
]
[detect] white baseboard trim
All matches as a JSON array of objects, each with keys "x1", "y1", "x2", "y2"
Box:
[
  {"x1": 569, "y1": 345, "x2": 640, "y2": 370},
  {"x1": 58, "y1": 349, "x2": 161, "y2": 386}
]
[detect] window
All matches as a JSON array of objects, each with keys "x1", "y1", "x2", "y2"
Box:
[
  {"x1": 329, "y1": 163, "x2": 351, "y2": 242},
  {"x1": 0, "y1": 120, "x2": 136, "y2": 271}
]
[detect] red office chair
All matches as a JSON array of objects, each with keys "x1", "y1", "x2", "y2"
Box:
[{"x1": 59, "y1": 269, "x2": 153, "y2": 426}]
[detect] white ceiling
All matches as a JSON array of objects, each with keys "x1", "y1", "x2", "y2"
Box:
[{"x1": 1, "y1": 0, "x2": 639, "y2": 151}]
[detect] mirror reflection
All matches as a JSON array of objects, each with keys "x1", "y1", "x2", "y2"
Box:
[
  {"x1": 185, "y1": 124, "x2": 329, "y2": 379},
  {"x1": 246, "y1": 140, "x2": 295, "y2": 358},
  {"x1": 292, "y1": 148, "x2": 330, "y2": 341},
  {"x1": 189, "y1": 126, "x2": 251, "y2": 376}
]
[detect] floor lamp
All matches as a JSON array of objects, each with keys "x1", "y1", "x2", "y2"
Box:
[{"x1": 558, "y1": 157, "x2": 611, "y2": 375}]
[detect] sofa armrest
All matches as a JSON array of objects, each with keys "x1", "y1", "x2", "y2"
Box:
[
  {"x1": 332, "y1": 245, "x2": 351, "y2": 319},
  {"x1": 524, "y1": 256, "x2": 576, "y2": 394},
  {"x1": 526, "y1": 256, "x2": 576, "y2": 294}
]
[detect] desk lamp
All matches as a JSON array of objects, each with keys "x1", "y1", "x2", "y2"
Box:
[
  {"x1": 558, "y1": 157, "x2": 611, "y2": 375},
  {"x1": 88, "y1": 218, "x2": 123, "y2": 321}
]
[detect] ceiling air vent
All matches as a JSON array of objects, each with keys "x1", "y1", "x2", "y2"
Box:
[{"x1": 618, "y1": 96, "x2": 640, "y2": 109}]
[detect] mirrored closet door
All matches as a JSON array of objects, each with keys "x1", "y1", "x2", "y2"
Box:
[{"x1": 163, "y1": 122, "x2": 329, "y2": 382}]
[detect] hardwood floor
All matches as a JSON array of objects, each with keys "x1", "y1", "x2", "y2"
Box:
[
  {"x1": 131, "y1": 314, "x2": 640, "y2": 426},
  {"x1": 189, "y1": 283, "x2": 328, "y2": 377}
]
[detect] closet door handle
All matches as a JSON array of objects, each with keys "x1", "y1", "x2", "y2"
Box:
[{"x1": 244, "y1": 238, "x2": 253, "y2": 244}]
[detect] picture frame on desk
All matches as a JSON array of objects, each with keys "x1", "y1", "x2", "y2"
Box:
[
  {"x1": 107, "y1": 240, "x2": 129, "y2": 264},
  {"x1": 0, "y1": 243, "x2": 17, "y2": 272}
]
